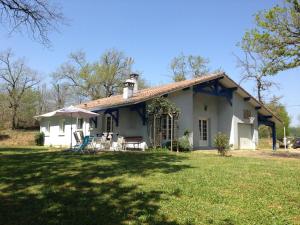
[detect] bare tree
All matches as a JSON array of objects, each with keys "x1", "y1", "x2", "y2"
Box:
[
  {"x1": 36, "y1": 83, "x2": 59, "y2": 114},
  {"x1": 0, "y1": 89, "x2": 9, "y2": 128},
  {"x1": 36, "y1": 83, "x2": 49, "y2": 114},
  {"x1": 188, "y1": 55, "x2": 209, "y2": 77},
  {"x1": 99, "y1": 49, "x2": 133, "y2": 97},
  {"x1": 170, "y1": 54, "x2": 187, "y2": 81},
  {"x1": 53, "y1": 51, "x2": 99, "y2": 100},
  {"x1": 236, "y1": 39, "x2": 277, "y2": 102},
  {"x1": 0, "y1": 0, "x2": 64, "y2": 45},
  {"x1": 51, "y1": 82, "x2": 69, "y2": 109},
  {"x1": 170, "y1": 53, "x2": 209, "y2": 82},
  {"x1": 0, "y1": 49, "x2": 39, "y2": 129},
  {"x1": 36, "y1": 82, "x2": 71, "y2": 115},
  {"x1": 54, "y1": 49, "x2": 134, "y2": 100}
]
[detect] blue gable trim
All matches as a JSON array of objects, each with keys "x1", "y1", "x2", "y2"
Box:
[
  {"x1": 130, "y1": 102, "x2": 147, "y2": 125},
  {"x1": 193, "y1": 78, "x2": 237, "y2": 105},
  {"x1": 92, "y1": 102, "x2": 147, "y2": 126},
  {"x1": 104, "y1": 108, "x2": 119, "y2": 127}
]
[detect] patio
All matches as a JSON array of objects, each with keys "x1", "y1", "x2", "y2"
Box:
[{"x1": 71, "y1": 131, "x2": 147, "y2": 153}]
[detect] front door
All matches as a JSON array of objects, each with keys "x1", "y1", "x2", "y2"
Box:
[{"x1": 199, "y1": 119, "x2": 209, "y2": 146}]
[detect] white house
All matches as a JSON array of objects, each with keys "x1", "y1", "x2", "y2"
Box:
[{"x1": 39, "y1": 72, "x2": 281, "y2": 150}]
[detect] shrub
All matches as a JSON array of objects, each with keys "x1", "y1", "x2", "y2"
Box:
[
  {"x1": 214, "y1": 132, "x2": 230, "y2": 156},
  {"x1": 162, "y1": 137, "x2": 191, "y2": 152},
  {"x1": 35, "y1": 132, "x2": 45, "y2": 146},
  {"x1": 163, "y1": 140, "x2": 177, "y2": 151},
  {"x1": 163, "y1": 134, "x2": 191, "y2": 152},
  {"x1": 183, "y1": 129, "x2": 190, "y2": 136},
  {"x1": 178, "y1": 136, "x2": 191, "y2": 151}
]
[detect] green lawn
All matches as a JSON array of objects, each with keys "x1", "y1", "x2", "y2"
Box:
[{"x1": 0, "y1": 148, "x2": 300, "y2": 225}]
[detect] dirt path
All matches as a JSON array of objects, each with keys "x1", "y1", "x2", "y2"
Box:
[{"x1": 230, "y1": 149, "x2": 300, "y2": 160}]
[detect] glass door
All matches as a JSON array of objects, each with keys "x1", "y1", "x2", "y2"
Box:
[{"x1": 199, "y1": 119, "x2": 208, "y2": 146}]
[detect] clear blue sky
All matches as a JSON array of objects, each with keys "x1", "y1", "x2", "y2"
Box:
[{"x1": 0, "y1": 0, "x2": 299, "y2": 126}]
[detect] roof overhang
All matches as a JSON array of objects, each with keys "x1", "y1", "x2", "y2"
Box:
[
  {"x1": 219, "y1": 75, "x2": 282, "y2": 125},
  {"x1": 80, "y1": 73, "x2": 282, "y2": 125},
  {"x1": 87, "y1": 74, "x2": 225, "y2": 112}
]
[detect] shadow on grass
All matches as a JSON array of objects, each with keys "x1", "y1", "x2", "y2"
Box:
[
  {"x1": 0, "y1": 146, "x2": 47, "y2": 151},
  {"x1": 239, "y1": 149, "x2": 300, "y2": 160},
  {"x1": 0, "y1": 150, "x2": 191, "y2": 225},
  {"x1": 0, "y1": 147, "x2": 48, "y2": 155}
]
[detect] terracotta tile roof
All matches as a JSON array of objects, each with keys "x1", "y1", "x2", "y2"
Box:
[
  {"x1": 77, "y1": 72, "x2": 224, "y2": 111},
  {"x1": 76, "y1": 72, "x2": 282, "y2": 124}
]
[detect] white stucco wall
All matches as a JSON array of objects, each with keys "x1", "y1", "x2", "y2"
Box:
[
  {"x1": 190, "y1": 92, "x2": 257, "y2": 150},
  {"x1": 217, "y1": 97, "x2": 234, "y2": 146},
  {"x1": 167, "y1": 89, "x2": 194, "y2": 144},
  {"x1": 40, "y1": 107, "x2": 149, "y2": 147},
  {"x1": 39, "y1": 87, "x2": 259, "y2": 150},
  {"x1": 40, "y1": 116, "x2": 90, "y2": 147},
  {"x1": 231, "y1": 93, "x2": 258, "y2": 149},
  {"x1": 193, "y1": 94, "x2": 219, "y2": 148},
  {"x1": 115, "y1": 107, "x2": 148, "y2": 141}
]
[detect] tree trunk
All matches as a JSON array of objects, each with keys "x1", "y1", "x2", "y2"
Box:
[
  {"x1": 11, "y1": 105, "x2": 18, "y2": 129},
  {"x1": 257, "y1": 80, "x2": 262, "y2": 102},
  {"x1": 257, "y1": 89, "x2": 261, "y2": 102},
  {"x1": 57, "y1": 84, "x2": 62, "y2": 108}
]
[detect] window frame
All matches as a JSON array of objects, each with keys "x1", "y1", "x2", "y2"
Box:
[
  {"x1": 199, "y1": 118, "x2": 209, "y2": 142},
  {"x1": 105, "y1": 115, "x2": 113, "y2": 133},
  {"x1": 161, "y1": 114, "x2": 174, "y2": 141},
  {"x1": 45, "y1": 121, "x2": 50, "y2": 136},
  {"x1": 59, "y1": 119, "x2": 66, "y2": 135},
  {"x1": 89, "y1": 117, "x2": 98, "y2": 130},
  {"x1": 77, "y1": 118, "x2": 84, "y2": 130}
]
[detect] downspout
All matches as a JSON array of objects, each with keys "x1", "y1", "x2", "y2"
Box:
[
  {"x1": 284, "y1": 126, "x2": 287, "y2": 151},
  {"x1": 272, "y1": 122, "x2": 276, "y2": 151},
  {"x1": 168, "y1": 113, "x2": 173, "y2": 151}
]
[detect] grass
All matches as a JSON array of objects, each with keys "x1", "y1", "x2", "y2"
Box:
[{"x1": 0, "y1": 147, "x2": 300, "y2": 225}]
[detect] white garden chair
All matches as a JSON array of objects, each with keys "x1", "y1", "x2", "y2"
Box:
[{"x1": 115, "y1": 136, "x2": 125, "y2": 151}]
